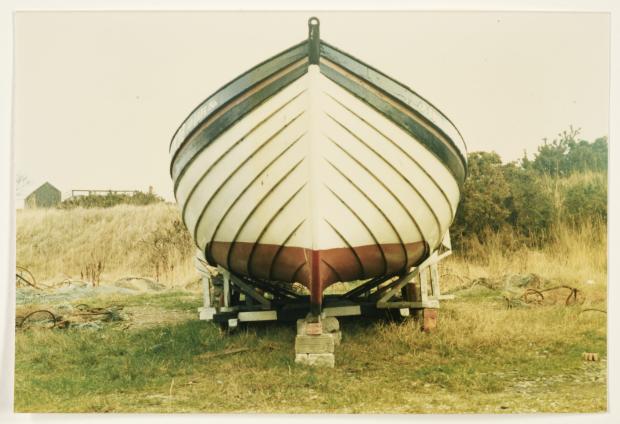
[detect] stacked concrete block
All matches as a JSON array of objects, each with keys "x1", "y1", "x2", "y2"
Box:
[{"x1": 295, "y1": 315, "x2": 341, "y2": 368}]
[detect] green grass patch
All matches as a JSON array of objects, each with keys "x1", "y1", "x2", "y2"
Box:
[{"x1": 14, "y1": 291, "x2": 607, "y2": 413}]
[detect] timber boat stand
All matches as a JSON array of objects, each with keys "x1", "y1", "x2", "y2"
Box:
[{"x1": 195, "y1": 244, "x2": 454, "y2": 367}]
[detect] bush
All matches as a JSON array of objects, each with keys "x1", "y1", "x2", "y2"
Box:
[
  {"x1": 139, "y1": 217, "x2": 194, "y2": 281},
  {"x1": 503, "y1": 164, "x2": 554, "y2": 240},
  {"x1": 451, "y1": 130, "x2": 607, "y2": 249},
  {"x1": 59, "y1": 190, "x2": 164, "y2": 209},
  {"x1": 562, "y1": 176, "x2": 607, "y2": 224},
  {"x1": 451, "y1": 151, "x2": 511, "y2": 244}
]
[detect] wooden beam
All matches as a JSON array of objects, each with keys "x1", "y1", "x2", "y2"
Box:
[
  {"x1": 376, "y1": 255, "x2": 434, "y2": 308},
  {"x1": 229, "y1": 273, "x2": 271, "y2": 308}
]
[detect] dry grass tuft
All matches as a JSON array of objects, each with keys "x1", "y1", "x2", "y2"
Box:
[{"x1": 445, "y1": 219, "x2": 606, "y2": 293}]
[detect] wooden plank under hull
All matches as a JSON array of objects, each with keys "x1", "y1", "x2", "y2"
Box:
[{"x1": 169, "y1": 18, "x2": 467, "y2": 310}]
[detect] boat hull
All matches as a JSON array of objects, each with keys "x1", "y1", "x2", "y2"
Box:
[{"x1": 170, "y1": 23, "x2": 467, "y2": 311}]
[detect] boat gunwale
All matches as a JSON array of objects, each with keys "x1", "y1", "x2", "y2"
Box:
[
  {"x1": 170, "y1": 61, "x2": 309, "y2": 187},
  {"x1": 319, "y1": 41, "x2": 468, "y2": 171},
  {"x1": 319, "y1": 57, "x2": 466, "y2": 187},
  {"x1": 169, "y1": 40, "x2": 309, "y2": 161},
  {"x1": 170, "y1": 38, "x2": 468, "y2": 192}
]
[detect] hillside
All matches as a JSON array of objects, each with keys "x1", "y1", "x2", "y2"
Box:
[{"x1": 16, "y1": 203, "x2": 196, "y2": 287}]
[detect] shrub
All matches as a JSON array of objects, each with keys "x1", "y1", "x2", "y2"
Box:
[
  {"x1": 451, "y1": 130, "x2": 607, "y2": 249},
  {"x1": 562, "y1": 176, "x2": 607, "y2": 223},
  {"x1": 451, "y1": 151, "x2": 511, "y2": 245},
  {"x1": 59, "y1": 190, "x2": 164, "y2": 209},
  {"x1": 503, "y1": 164, "x2": 554, "y2": 241},
  {"x1": 139, "y1": 217, "x2": 195, "y2": 281}
]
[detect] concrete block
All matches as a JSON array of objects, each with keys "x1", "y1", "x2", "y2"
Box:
[
  {"x1": 198, "y1": 307, "x2": 216, "y2": 321},
  {"x1": 305, "y1": 322, "x2": 323, "y2": 335},
  {"x1": 295, "y1": 353, "x2": 335, "y2": 368},
  {"x1": 297, "y1": 316, "x2": 339, "y2": 335},
  {"x1": 297, "y1": 319, "x2": 322, "y2": 335},
  {"x1": 322, "y1": 316, "x2": 340, "y2": 332},
  {"x1": 295, "y1": 334, "x2": 335, "y2": 354},
  {"x1": 330, "y1": 330, "x2": 342, "y2": 346},
  {"x1": 296, "y1": 318, "x2": 306, "y2": 334}
]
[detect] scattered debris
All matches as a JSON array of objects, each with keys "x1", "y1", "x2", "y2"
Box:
[
  {"x1": 582, "y1": 352, "x2": 600, "y2": 362},
  {"x1": 579, "y1": 308, "x2": 607, "y2": 315},
  {"x1": 15, "y1": 274, "x2": 173, "y2": 306},
  {"x1": 16, "y1": 266, "x2": 38, "y2": 289},
  {"x1": 443, "y1": 272, "x2": 591, "y2": 310},
  {"x1": 74, "y1": 304, "x2": 125, "y2": 322},
  {"x1": 71, "y1": 321, "x2": 104, "y2": 331},
  {"x1": 17, "y1": 284, "x2": 131, "y2": 305},
  {"x1": 15, "y1": 303, "x2": 127, "y2": 331},
  {"x1": 521, "y1": 285, "x2": 584, "y2": 306},
  {"x1": 443, "y1": 273, "x2": 545, "y2": 295},
  {"x1": 16, "y1": 309, "x2": 57, "y2": 329}
]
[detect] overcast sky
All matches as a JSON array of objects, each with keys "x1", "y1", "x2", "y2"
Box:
[{"x1": 13, "y1": 11, "x2": 610, "y2": 201}]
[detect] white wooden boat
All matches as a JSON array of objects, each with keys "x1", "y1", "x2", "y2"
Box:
[{"x1": 170, "y1": 18, "x2": 467, "y2": 314}]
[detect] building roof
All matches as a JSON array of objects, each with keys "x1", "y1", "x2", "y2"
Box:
[{"x1": 25, "y1": 181, "x2": 61, "y2": 199}]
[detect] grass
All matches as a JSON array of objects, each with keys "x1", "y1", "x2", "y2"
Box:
[
  {"x1": 14, "y1": 204, "x2": 607, "y2": 413},
  {"x1": 14, "y1": 263, "x2": 607, "y2": 413},
  {"x1": 446, "y1": 218, "x2": 607, "y2": 293},
  {"x1": 14, "y1": 296, "x2": 606, "y2": 413},
  {"x1": 16, "y1": 203, "x2": 196, "y2": 287}
]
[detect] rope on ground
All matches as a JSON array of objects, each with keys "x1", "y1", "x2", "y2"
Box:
[
  {"x1": 16, "y1": 310, "x2": 57, "y2": 329},
  {"x1": 521, "y1": 285, "x2": 584, "y2": 306},
  {"x1": 72, "y1": 304, "x2": 125, "y2": 321}
]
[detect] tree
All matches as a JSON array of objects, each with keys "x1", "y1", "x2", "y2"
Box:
[
  {"x1": 564, "y1": 136, "x2": 608, "y2": 174},
  {"x1": 531, "y1": 127, "x2": 607, "y2": 176},
  {"x1": 531, "y1": 128, "x2": 576, "y2": 176}
]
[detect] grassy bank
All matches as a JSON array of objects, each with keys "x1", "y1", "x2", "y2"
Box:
[
  {"x1": 16, "y1": 202, "x2": 607, "y2": 290},
  {"x1": 16, "y1": 203, "x2": 196, "y2": 287}
]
